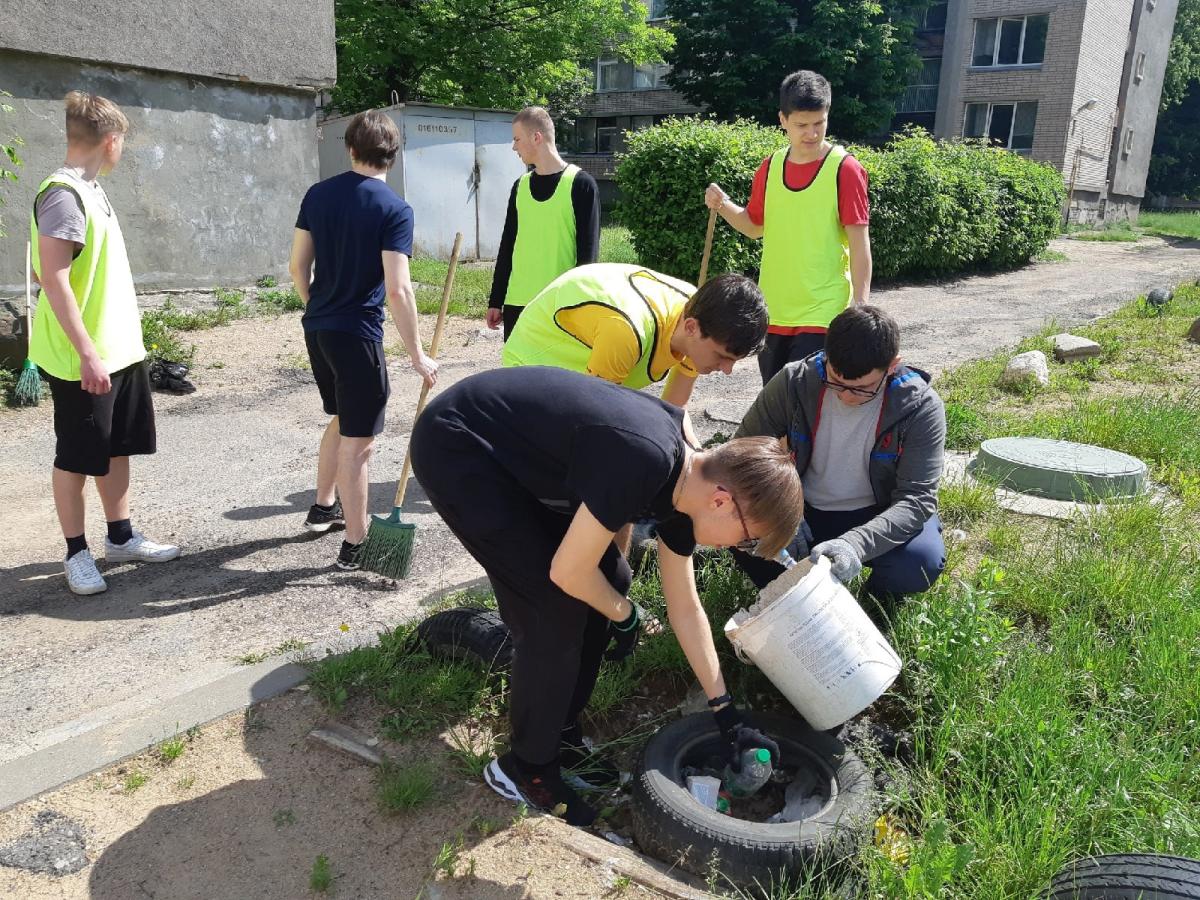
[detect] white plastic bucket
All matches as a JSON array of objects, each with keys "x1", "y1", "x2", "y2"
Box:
[{"x1": 723, "y1": 556, "x2": 902, "y2": 730}]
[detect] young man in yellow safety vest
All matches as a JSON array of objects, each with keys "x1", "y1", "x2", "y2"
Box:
[
  {"x1": 501, "y1": 262, "x2": 767, "y2": 409},
  {"x1": 705, "y1": 70, "x2": 873, "y2": 386},
  {"x1": 487, "y1": 106, "x2": 601, "y2": 340},
  {"x1": 30, "y1": 92, "x2": 181, "y2": 596}
]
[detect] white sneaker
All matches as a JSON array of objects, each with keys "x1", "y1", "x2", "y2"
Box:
[
  {"x1": 65, "y1": 549, "x2": 107, "y2": 595},
  {"x1": 105, "y1": 531, "x2": 181, "y2": 563}
]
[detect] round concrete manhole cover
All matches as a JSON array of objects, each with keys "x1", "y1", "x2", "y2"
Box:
[{"x1": 972, "y1": 437, "x2": 1148, "y2": 501}]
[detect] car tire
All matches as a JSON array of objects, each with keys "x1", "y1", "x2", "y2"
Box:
[
  {"x1": 414, "y1": 606, "x2": 513, "y2": 671},
  {"x1": 1047, "y1": 854, "x2": 1200, "y2": 899},
  {"x1": 630, "y1": 711, "x2": 877, "y2": 887}
]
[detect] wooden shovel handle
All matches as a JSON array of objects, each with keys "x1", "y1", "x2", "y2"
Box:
[
  {"x1": 392, "y1": 231, "x2": 464, "y2": 509},
  {"x1": 698, "y1": 207, "x2": 717, "y2": 287},
  {"x1": 25, "y1": 241, "x2": 32, "y2": 329}
]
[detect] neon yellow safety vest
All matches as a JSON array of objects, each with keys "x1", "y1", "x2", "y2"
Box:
[
  {"x1": 758, "y1": 145, "x2": 852, "y2": 328},
  {"x1": 501, "y1": 263, "x2": 695, "y2": 389},
  {"x1": 504, "y1": 164, "x2": 578, "y2": 308},
  {"x1": 29, "y1": 171, "x2": 144, "y2": 380}
]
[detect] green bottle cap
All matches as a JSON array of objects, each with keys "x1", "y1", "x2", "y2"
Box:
[
  {"x1": 754, "y1": 748, "x2": 771, "y2": 764},
  {"x1": 716, "y1": 797, "x2": 730, "y2": 814}
]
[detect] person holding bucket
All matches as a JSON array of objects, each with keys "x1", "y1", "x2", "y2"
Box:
[
  {"x1": 409, "y1": 366, "x2": 795, "y2": 827},
  {"x1": 734, "y1": 305, "x2": 946, "y2": 601}
]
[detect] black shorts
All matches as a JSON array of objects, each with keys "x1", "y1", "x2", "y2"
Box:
[
  {"x1": 304, "y1": 329, "x2": 390, "y2": 437},
  {"x1": 41, "y1": 360, "x2": 157, "y2": 476}
]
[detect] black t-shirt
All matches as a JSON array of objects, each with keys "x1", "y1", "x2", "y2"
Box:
[{"x1": 422, "y1": 367, "x2": 696, "y2": 555}]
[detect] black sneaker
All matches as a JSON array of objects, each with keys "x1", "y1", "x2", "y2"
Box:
[
  {"x1": 335, "y1": 540, "x2": 363, "y2": 571},
  {"x1": 560, "y1": 736, "x2": 623, "y2": 790},
  {"x1": 305, "y1": 500, "x2": 345, "y2": 533},
  {"x1": 484, "y1": 753, "x2": 597, "y2": 827}
]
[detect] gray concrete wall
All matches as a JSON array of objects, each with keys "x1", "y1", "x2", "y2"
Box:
[
  {"x1": 1108, "y1": 0, "x2": 1179, "y2": 198},
  {"x1": 0, "y1": 50, "x2": 318, "y2": 297},
  {"x1": 0, "y1": 0, "x2": 335, "y2": 89}
]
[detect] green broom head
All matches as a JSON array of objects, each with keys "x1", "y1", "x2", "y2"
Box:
[
  {"x1": 13, "y1": 359, "x2": 41, "y2": 407},
  {"x1": 359, "y1": 512, "x2": 416, "y2": 579}
]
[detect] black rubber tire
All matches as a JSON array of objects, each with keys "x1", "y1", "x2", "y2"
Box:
[
  {"x1": 1047, "y1": 854, "x2": 1200, "y2": 899},
  {"x1": 414, "y1": 606, "x2": 513, "y2": 671},
  {"x1": 630, "y1": 712, "x2": 877, "y2": 887}
]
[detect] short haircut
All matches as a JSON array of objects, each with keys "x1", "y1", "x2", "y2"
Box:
[
  {"x1": 683, "y1": 273, "x2": 768, "y2": 358},
  {"x1": 824, "y1": 305, "x2": 900, "y2": 379},
  {"x1": 699, "y1": 436, "x2": 803, "y2": 560},
  {"x1": 64, "y1": 91, "x2": 129, "y2": 145},
  {"x1": 514, "y1": 106, "x2": 555, "y2": 144},
  {"x1": 344, "y1": 110, "x2": 401, "y2": 170},
  {"x1": 779, "y1": 70, "x2": 832, "y2": 116}
]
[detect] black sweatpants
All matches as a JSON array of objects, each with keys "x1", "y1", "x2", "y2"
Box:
[
  {"x1": 757, "y1": 331, "x2": 827, "y2": 385},
  {"x1": 410, "y1": 416, "x2": 631, "y2": 766}
]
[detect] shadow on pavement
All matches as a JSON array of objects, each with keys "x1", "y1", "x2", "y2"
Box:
[{"x1": 222, "y1": 480, "x2": 434, "y2": 522}]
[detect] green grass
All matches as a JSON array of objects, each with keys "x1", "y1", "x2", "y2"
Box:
[
  {"x1": 1069, "y1": 221, "x2": 1139, "y2": 242},
  {"x1": 599, "y1": 225, "x2": 640, "y2": 265},
  {"x1": 309, "y1": 854, "x2": 333, "y2": 892},
  {"x1": 375, "y1": 760, "x2": 438, "y2": 814},
  {"x1": 1035, "y1": 247, "x2": 1068, "y2": 263},
  {"x1": 122, "y1": 772, "x2": 149, "y2": 793},
  {"x1": 1137, "y1": 210, "x2": 1200, "y2": 240},
  {"x1": 155, "y1": 731, "x2": 187, "y2": 765}
]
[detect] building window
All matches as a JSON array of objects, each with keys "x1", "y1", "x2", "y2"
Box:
[
  {"x1": 646, "y1": 0, "x2": 669, "y2": 21},
  {"x1": 597, "y1": 57, "x2": 670, "y2": 92},
  {"x1": 596, "y1": 116, "x2": 632, "y2": 153},
  {"x1": 1135, "y1": 52, "x2": 1147, "y2": 83},
  {"x1": 1122, "y1": 127, "x2": 1135, "y2": 157},
  {"x1": 895, "y1": 57, "x2": 942, "y2": 113},
  {"x1": 964, "y1": 101, "x2": 1038, "y2": 152},
  {"x1": 574, "y1": 118, "x2": 598, "y2": 154},
  {"x1": 918, "y1": 2, "x2": 949, "y2": 31},
  {"x1": 972, "y1": 15, "x2": 1048, "y2": 67}
]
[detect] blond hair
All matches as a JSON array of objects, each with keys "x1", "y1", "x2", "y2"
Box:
[
  {"x1": 699, "y1": 437, "x2": 803, "y2": 559},
  {"x1": 64, "y1": 91, "x2": 129, "y2": 145},
  {"x1": 514, "y1": 106, "x2": 555, "y2": 144}
]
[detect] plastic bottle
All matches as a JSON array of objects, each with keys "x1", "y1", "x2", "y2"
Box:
[{"x1": 722, "y1": 748, "x2": 773, "y2": 798}]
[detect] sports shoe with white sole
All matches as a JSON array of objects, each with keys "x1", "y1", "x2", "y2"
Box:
[
  {"x1": 483, "y1": 753, "x2": 597, "y2": 827},
  {"x1": 65, "y1": 549, "x2": 107, "y2": 595},
  {"x1": 304, "y1": 500, "x2": 345, "y2": 533},
  {"x1": 105, "y1": 531, "x2": 181, "y2": 563}
]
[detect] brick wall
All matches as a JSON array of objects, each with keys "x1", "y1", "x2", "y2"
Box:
[{"x1": 581, "y1": 88, "x2": 702, "y2": 118}]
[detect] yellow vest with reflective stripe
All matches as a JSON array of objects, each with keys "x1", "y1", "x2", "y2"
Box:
[
  {"x1": 501, "y1": 263, "x2": 695, "y2": 389},
  {"x1": 504, "y1": 165, "x2": 579, "y2": 308},
  {"x1": 29, "y1": 171, "x2": 144, "y2": 380},
  {"x1": 758, "y1": 145, "x2": 852, "y2": 328}
]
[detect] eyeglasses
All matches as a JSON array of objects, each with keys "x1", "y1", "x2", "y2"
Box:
[
  {"x1": 821, "y1": 372, "x2": 887, "y2": 399},
  {"x1": 720, "y1": 485, "x2": 759, "y2": 553}
]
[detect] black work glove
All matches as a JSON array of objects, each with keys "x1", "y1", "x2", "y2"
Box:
[
  {"x1": 605, "y1": 602, "x2": 643, "y2": 661},
  {"x1": 712, "y1": 702, "x2": 781, "y2": 772}
]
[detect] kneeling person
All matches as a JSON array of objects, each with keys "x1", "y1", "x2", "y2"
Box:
[
  {"x1": 502, "y1": 263, "x2": 767, "y2": 408},
  {"x1": 735, "y1": 305, "x2": 946, "y2": 600},
  {"x1": 411, "y1": 367, "x2": 799, "y2": 826}
]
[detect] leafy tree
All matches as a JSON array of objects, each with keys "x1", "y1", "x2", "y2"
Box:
[
  {"x1": 1, "y1": 90, "x2": 23, "y2": 239},
  {"x1": 1161, "y1": 0, "x2": 1200, "y2": 111},
  {"x1": 662, "y1": 0, "x2": 931, "y2": 138},
  {"x1": 1148, "y1": 84, "x2": 1200, "y2": 198},
  {"x1": 331, "y1": 0, "x2": 673, "y2": 115}
]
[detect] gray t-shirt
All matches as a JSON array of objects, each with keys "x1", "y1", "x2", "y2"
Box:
[
  {"x1": 35, "y1": 168, "x2": 112, "y2": 254},
  {"x1": 802, "y1": 387, "x2": 886, "y2": 511}
]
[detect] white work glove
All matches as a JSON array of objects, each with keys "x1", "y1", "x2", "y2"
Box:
[{"x1": 810, "y1": 538, "x2": 862, "y2": 583}]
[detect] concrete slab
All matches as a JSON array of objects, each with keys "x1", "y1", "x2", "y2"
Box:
[{"x1": 1051, "y1": 332, "x2": 1103, "y2": 361}]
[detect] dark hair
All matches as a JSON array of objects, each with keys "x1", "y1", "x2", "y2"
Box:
[
  {"x1": 779, "y1": 70, "x2": 832, "y2": 116},
  {"x1": 344, "y1": 110, "x2": 401, "y2": 170},
  {"x1": 683, "y1": 274, "x2": 767, "y2": 358},
  {"x1": 824, "y1": 305, "x2": 900, "y2": 379}
]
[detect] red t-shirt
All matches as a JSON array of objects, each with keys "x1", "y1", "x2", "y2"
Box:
[{"x1": 745, "y1": 150, "x2": 870, "y2": 228}]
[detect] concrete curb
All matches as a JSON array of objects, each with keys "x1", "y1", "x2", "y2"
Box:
[{"x1": 0, "y1": 657, "x2": 308, "y2": 812}]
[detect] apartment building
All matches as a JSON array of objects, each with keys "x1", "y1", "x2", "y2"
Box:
[{"x1": 898, "y1": 0, "x2": 1179, "y2": 222}]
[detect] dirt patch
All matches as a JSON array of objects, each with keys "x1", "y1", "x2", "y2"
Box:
[{"x1": 0, "y1": 687, "x2": 683, "y2": 899}]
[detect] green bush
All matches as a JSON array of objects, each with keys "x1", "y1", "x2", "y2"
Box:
[
  {"x1": 615, "y1": 117, "x2": 780, "y2": 283},
  {"x1": 616, "y1": 120, "x2": 1066, "y2": 282}
]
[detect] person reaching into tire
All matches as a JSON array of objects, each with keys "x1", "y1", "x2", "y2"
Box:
[
  {"x1": 410, "y1": 366, "x2": 796, "y2": 826},
  {"x1": 734, "y1": 304, "x2": 946, "y2": 601}
]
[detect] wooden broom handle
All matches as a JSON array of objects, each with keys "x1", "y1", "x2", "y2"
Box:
[
  {"x1": 392, "y1": 231, "x2": 464, "y2": 508},
  {"x1": 25, "y1": 241, "x2": 32, "y2": 328},
  {"x1": 698, "y1": 207, "x2": 717, "y2": 287}
]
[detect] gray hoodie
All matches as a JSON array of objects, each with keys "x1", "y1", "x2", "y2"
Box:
[{"x1": 735, "y1": 351, "x2": 946, "y2": 562}]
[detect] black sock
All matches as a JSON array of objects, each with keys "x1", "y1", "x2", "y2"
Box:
[
  {"x1": 561, "y1": 721, "x2": 584, "y2": 748},
  {"x1": 314, "y1": 501, "x2": 336, "y2": 512},
  {"x1": 107, "y1": 519, "x2": 133, "y2": 545},
  {"x1": 66, "y1": 535, "x2": 88, "y2": 559}
]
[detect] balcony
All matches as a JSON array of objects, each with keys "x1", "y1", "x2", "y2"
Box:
[{"x1": 895, "y1": 84, "x2": 939, "y2": 114}]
